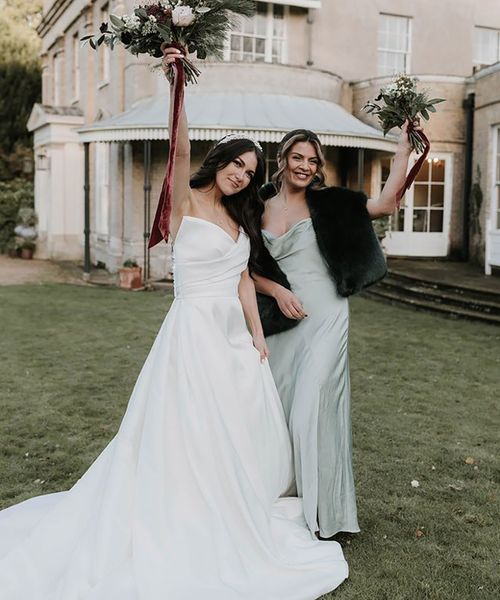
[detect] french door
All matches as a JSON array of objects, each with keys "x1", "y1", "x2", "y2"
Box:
[{"x1": 382, "y1": 153, "x2": 453, "y2": 257}]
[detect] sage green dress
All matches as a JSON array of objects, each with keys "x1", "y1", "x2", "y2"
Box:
[{"x1": 262, "y1": 218, "x2": 360, "y2": 538}]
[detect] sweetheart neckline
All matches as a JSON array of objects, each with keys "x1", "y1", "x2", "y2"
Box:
[{"x1": 175, "y1": 215, "x2": 243, "y2": 245}]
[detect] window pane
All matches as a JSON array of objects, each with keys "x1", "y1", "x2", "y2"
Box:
[
  {"x1": 243, "y1": 37, "x2": 253, "y2": 53},
  {"x1": 414, "y1": 185, "x2": 428, "y2": 207},
  {"x1": 432, "y1": 159, "x2": 445, "y2": 182},
  {"x1": 255, "y1": 13, "x2": 267, "y2": 36},
  {"x1": 416, "y1": 160, "x2": 429, "y2": 181},
  {"x1": 429, "y1": 210, "x2": 444, "y2": 232},
  {"x1": 256, "y1": 37, "x2": 265, "y2": 56},
  {"x1": 430, "y1": 185, "x2": 444, "y2": 207},
  {"x1": 381, "y1": 157, "x2": 391, "y2": 182},
  {"x1": 474, "y1": 27, "x2": 500, "y2": 64},
  {"x1": 413, "y1": 210, "x2": 428, "y2": 232},
  {"x1": 231, "y1": 36, "x2": 241, "y2": 51}
]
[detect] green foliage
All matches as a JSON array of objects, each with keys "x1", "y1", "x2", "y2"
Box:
[
  {"x1": 0, "y1": 1, "x2": 42, "y2": 171},
  {"x1": 0, "y1": 178, "x2": 34, "y2": 252},
  {"x1": 0, "y1": 61, "x2": 41, "y2": 154},
  {"x1": 123, "y1": 258, "x2": 139, "y2": 268},
  {"x1": 363, "y1": 75, "x2": 445, "y2": 153},
  {"x1": 372, "y1": 215, "x2": 390, "y2": 241}
]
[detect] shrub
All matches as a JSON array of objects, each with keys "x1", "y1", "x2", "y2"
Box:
[{"x1": 0, "y1": 178, "x2": 34, "y2": 253}]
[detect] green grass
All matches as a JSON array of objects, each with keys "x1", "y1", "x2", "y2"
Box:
[{"x1": 0, "y1": 284, "x2": 498, "y2": 599}]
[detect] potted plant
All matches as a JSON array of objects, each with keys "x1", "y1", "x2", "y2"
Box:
[
  {"x1": 372, "y1": 215, "x2": 390, "y2": 244},
  {"x1": 14, "y1": 207, "x2": 38, "y2": 259},
  {"x1": 119, "y1": 259, "x2": 143, "y2": 290},
  {"x1": 19, "y1": 239, "x2": 36, "y2": 259}
]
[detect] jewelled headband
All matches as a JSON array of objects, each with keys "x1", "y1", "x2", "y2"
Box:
[{"x1": 217, "y1": 134, "x2": 263, "y2": 152}]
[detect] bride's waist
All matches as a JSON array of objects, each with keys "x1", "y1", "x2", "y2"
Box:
[{"x1": 174, "y1": 280, "x2": 239, "y2": 299}]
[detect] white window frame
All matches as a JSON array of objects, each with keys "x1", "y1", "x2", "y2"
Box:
[
  {"x1": 473, "y1": 26, "x2": 500, "y2": 67},
  {"x1": 224, "y1": 2, "x2": 288, "y2": 64},
  {"x1": 496, "y1": 127, "x2": 500, "y2": 231},
  {"x1": 72, "y1": 32, "x2": 80, "y2": 102},
  {"x1": 98, "y1": 3, "x2": 110, "y2": 85},
  {"x1": 485, "y1": 126, "x2": 500, "y2": 273},
  {"x1": 53, "y1": 51, "x2": 64, "y2": 106},
  {"x1": 377, "y1": 13, "x2": 412, "y2": 76}
]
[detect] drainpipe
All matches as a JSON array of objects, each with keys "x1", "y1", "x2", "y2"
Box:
[
  {"x1": 83, "y1": 142, "x2": 91, "y2": 281},
  {"x1": 143, "y1": 140, "x2": 152, "y2": 283},
  {"x1": 306, "y1": 9, "x2": 315, "y2": 66},
  {"x1": 462, "y1": 92, "x2": 475, "y2": 262}
]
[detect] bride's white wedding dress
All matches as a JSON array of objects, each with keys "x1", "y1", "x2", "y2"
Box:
[{"x1": 0, "y1": 216, "x2": 348, "y2": 599}]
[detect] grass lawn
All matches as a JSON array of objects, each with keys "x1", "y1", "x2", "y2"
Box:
[{"x1": 0, "y1": 283, "x2": 498, "y2": 599}]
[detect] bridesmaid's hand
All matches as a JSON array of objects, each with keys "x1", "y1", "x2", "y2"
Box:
[
  {"x1": 252, "y1": 333, "x2": 270, "y2": 362},
  {"x1": 161, "y1": 46, "x2": 183, "y2": 78},
  {"x1": 274, "y1": 287, "x2": 307, "y2": 320}
]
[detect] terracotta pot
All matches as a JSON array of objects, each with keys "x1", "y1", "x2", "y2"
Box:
[
  {"x1": 21, "y1": 248, "x2": 34, "y2": 260},
  {"x1": 119, "y1": 266, "x2": 142, "y2": 289}
]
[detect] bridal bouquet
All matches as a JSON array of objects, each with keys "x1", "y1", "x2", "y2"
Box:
[
  {"x1": 363, "y1": 75, "x2": 445, "y2": 209},
  {"x1": 363, "y1": 75, "x2": 445, "y2": 153},
  {"x1": 81, "y1": 0, "x2": 256, "y2": 84}
]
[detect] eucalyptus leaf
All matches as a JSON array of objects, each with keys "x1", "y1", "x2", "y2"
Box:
[{"x1": 109, "y1": 14, "x2": 125, "y2": 30}]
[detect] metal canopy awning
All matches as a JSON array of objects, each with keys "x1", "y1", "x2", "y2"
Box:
[{"x1": 78, "y1": 92, "x2": 397, "y2": 152}]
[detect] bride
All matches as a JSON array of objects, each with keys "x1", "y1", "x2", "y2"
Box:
[{"x1": 0, "y1": 47, "x2": 347, "y2": 599}]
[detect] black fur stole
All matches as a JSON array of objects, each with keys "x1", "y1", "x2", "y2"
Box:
[{"x1": 254, "y1": 184, "x2": 387, "y2": 337}]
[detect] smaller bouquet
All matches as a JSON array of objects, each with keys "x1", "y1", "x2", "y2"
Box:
[
  {"x1": 363, "y1": 75, "x2": 445, "y2": 153},
  {"x1": 81, "y1": 1, "x2": 256, "y2": 84}
]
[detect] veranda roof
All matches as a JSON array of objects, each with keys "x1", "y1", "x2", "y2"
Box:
[{"x1": 78, "y1": 92, "x2": 396, "y2": 151}]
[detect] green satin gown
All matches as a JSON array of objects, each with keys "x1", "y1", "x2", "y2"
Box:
[{"x1": 262, "y1": 218, "x2": 360, "y2": 538}]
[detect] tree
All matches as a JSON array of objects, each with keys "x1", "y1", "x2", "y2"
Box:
[{"x1": 0, "y1": 0, "x2": 42, "y2": 176}]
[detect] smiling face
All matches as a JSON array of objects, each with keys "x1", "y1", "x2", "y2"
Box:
[
  {"x1": 215, "y1": 151, "x2": 258, "y2": 196},
  {"x1": 282, "y1": 141, "x2": 320, "y2": 190}
]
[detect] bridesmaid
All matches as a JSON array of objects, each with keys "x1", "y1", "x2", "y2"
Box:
[{"x1": 252, "y1": 125, "x2": 418, "y2": 538}]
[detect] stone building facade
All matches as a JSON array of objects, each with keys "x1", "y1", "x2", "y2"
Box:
[{"x1": 28, "y1": 0, "x2": 500, "y2": 277}]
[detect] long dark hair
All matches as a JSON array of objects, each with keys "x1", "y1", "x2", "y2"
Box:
[{"x1": 190, "y1": 138, "x2": 266, "y2": 272}]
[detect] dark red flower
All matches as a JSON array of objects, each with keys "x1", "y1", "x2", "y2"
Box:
[{"x1": 145, "y1": 4, "x2": 172, "y2": 23}]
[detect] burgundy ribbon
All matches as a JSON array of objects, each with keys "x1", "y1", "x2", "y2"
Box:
[
  {"x1": 396, "y1": 122, "x2": 431, "y2": 210},
  {"x1": 148, "y1": 43, "x2": 186, "y2": 249}
]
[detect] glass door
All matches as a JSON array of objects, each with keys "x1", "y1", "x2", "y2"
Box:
[{"x1": 382, "y1": 153, "x2": 453, "y2": 257}]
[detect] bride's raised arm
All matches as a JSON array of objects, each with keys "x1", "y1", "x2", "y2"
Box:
[{"x1": 162, "y1": 47, "x2": 192, "y2": 234}]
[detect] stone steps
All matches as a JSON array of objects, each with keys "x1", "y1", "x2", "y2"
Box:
[{"x1": 364, "y1": 271, "x2": 500, "y2": 326}]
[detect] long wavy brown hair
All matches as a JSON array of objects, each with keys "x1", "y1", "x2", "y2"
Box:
[
  {"x1": 190, "y1": 138, "x2": 266, "y2": 272},
  {"x1": 271, "y1": 129, "x2": 327, "y2": 191}
]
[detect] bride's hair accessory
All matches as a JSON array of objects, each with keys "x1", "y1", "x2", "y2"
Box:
[{"x1": 217, "y1": 134, "x2": 263, "y2": 152}]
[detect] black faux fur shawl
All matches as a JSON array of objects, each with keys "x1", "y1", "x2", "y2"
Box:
[{"x1": 253, "y1": 184, "x2": 387, "y2": 337}]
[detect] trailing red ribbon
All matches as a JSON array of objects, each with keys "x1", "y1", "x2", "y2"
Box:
[
  {"x1": 148, "y1": 43, "x2": 186, "y2": 249},
  {"x1": 396, "y1": 122, "x2": 431, "y2": 210}
]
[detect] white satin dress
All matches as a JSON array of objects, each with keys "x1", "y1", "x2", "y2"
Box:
[{"x1": 0, "y1": 216, "x2": 348, "y2": 600}]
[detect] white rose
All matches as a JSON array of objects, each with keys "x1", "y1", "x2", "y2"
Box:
[{"x1": 172, "y1": 5, "x2": 195, "y2": 27}]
